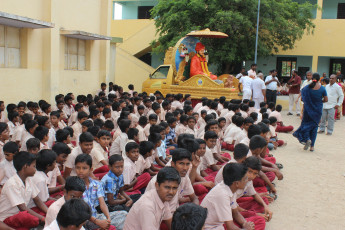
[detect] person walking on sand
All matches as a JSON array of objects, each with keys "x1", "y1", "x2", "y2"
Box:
[{"x1": 293, "y1": 73, "x2": 328, "y2": 152}]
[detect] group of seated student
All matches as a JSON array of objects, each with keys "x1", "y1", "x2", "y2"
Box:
[{"x1": 0, "y1": 83, "x2": 290, "y2": 229}]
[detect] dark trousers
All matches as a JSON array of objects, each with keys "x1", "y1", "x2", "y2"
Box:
[{"x1": 266, "y1": 89, "x2": 277, "y2": 105}]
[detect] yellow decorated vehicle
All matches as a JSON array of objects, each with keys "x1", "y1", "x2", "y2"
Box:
[{"x1": 142, "y1": 29, "x2": 241, "y2": 100}]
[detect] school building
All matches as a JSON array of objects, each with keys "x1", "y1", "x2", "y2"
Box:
[
  {"x1": 110, "y1": 0, "x2": 162, "y2": 91},
  {"x1": 2, "y1": 0, "x2": 343, "y2": 103},
  {"x1": 0, "y1": 0, "x2": 122, "y2": 104},
  {"x1": 245, "y1": 0, "x2": 345, "y2": 80},
  {"x1": 112, "y1": 0, "x2": 345, "y2": 88}
]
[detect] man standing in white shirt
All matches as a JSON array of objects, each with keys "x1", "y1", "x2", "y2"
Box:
[
  {"x1": 247, "y1": 64, "x2": 257, "y2": 78},
  {"x1": 238, "y1": 72, "x2": 253, "y2": 101},
  {"x1": 319, "y1": 74, "x2": 344, "y2": 135},
  {"x1": 301, "y1": 71, "x2": 313, "y2": 89},
  {"x1": 251, "y1": 73, "x2": 266, "y2": 109},
  {"x1": 236, "y1": 67, "x2": 246, "y2": 79},
  {"x1": 265, "y1": 69, "x2": 280, "y2": 105}
]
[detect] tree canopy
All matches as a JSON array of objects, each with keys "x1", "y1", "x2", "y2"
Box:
[{"x1": 151, "y1": 0, "x2": 316, "y2": 73}]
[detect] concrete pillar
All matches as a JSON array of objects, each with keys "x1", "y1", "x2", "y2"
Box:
[
  {"x1": 312, "y1": 55, "x2": 319, "y2": 73},
  {"x1": 316, "y1": 0, "x2": 323, "y2": 19},
  {"x1": 100, "y1": 0, "x2": 111, "y2": 85}
]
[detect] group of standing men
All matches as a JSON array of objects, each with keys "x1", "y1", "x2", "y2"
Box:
[
  {"x1": 237, "y1": 64, "x2": 280, "y2": 109},
  {"x1": 238, "y1": 64, "x2": 345, "y2": 135}
]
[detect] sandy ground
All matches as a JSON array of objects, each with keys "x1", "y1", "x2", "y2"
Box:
[{"x1": 265, "y1": 111, "x2": 345, "y2": 230}]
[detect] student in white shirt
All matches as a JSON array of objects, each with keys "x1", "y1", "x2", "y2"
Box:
[
  {"x1": 33, "y1": 150, "x2": 59, "y2": 203},
  {"x1": 7, "y1": 112, "x2": 19, "y2": 140},
  {"x1": 206, "y1": 101, "x2": 219, "y2": 119},
  {"x1": 44, "y1": 198, "x2": 91, "y2": 230},
  {"x1": 0, "y1": 141, "x2": 18, "y2": 186},
  {"x1": 110, "y1": 119, "x2": 130, "y2": 156}
]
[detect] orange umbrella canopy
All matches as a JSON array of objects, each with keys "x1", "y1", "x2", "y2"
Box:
[{"x1": 186, "y1": 28, "x2": 228, "y2": 38}]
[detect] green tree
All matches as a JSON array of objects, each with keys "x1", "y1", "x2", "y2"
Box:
[{"x1": 151, "y1": 0, "x2": 316, "y2": 74}]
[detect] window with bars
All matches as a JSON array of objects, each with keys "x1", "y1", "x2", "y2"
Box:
[
  {"x1": 0, "y1": 25, "x2": 21, "y2": 68},
  {"x1": 338, "y1": 3, "x2": 345, "y2": 19},
  {"x1": 281, "y1": 61, "x2": 296, "y2": 77},
  {"x1": 64, "y1": 37, "x2": 86, "y2": 70}
]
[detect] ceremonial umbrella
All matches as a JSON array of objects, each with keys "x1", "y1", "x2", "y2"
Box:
[{"x1": 186, "y1": 28, "x2": 228, "y2": 38}]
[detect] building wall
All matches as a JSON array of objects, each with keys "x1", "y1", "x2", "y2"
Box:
[
  {"x1": 113, "y1": 47, "x2": 154, "y2": 91},
  {"x1": 317, "y1": 56, "x2": 331, "y2": 75},
  {"x1": 110, "y1": 18, "x2": 156, "y2": 91},
  {"x1": 245, "y1": 55, "x2": 313, "y2": 77},
  {"x1": 0, "y1": 0, "x2": 111, "y2": 104},
  {"x1": 246, "y1": 0, "x2": 345, "y2": 76},
  {"x1": 116, "y1": 1, "x2": 157, "y2": 20},
  {"x1": 294, "y1": 0, "x2": 318, "y2": 18},
  {"x1": 322, "y1": 0, "x2": 345, "y2": 19}
]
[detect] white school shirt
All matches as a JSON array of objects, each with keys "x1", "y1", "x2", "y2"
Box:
[
  {"x1": 234, "y1": 129, "x2": 247, "y2": 145},
  {"x1": 0, "y1": 111, "x2": 8, "y2": 123},
  {"x1": 251, "y1": 78, "x2": 266, "y2": 100},
  {"x1": 13, "y1": 124, "x2": 24, "y2": 142},
  {"x1": 68, "y1": 111, "x2": 78, "y2": 126},
  {"x1": 234, "y1": 181, "x2": 256, "y2": 199},
  {"x1": 193, "y1": 102, "x2": 203, "y2": 113},
  {"x1": 47, "y1": 128, "x2": 56, "y2": 149},
  {"x1": 224, "y1": 126, "x2": 242, "y2": 144},
  {"x1": 0, "y1": 174, "x2": 40, "y2": 221},
  {"x1": 63, "y1": 104, "x2": 75, "y2": 118},
  {"x1": 224, "y1": 111, "x2": 235, "y2": 128},
  {"x1": 0, "y1": 141, "x2": 4, "y2": 162},
  {"x1": 44, "y1": 220, "x2": 86, "y2": 230},
  {"x1": 7, "y1": 121, "x2": 17, "y2": 138},
  {"x1": 31, "y1": 170, "x2": 50, "y2": 202},
  {"x1": 219, "y1": 108, "x2": 228, "y2": 118},
  {"x1": 175, "y1": 124, "x2": 187, "y2": 137},
  {"x1": 201, "y1": 181, "x2": 238, "y2": 229},
  {"x1": 185, "y1": 127, "x2": 197, "y2": 138},
  {"x1": 217, "y1": 103, "x2": 224, "y2": 112},
  {"x1": 239, "y1": 76, "x2": 253, "y2": 92},
  {"x1": 239, "y1": 137, "x2": 250, "y2": 146},
  {"x1": 240, "y1": 110, "x2": 248, "y2": 118},
  {"x1": 47, "y1": 165, "x2": 61, "y2": 188},
  {"x1": 20, "y1": 131, "x2": 34, "y2": 151},
  {"x1": 137, "y1": 125, "x2": 147, "y2": 142},
  {"x1": 224, "y1": 123, "x2": 235, "y2": 138},
  {"x1": 64, "y1": 146, "x2": 84, "y2": 176},
  {"x1": 146, "y1": 174, "x2": 194, "y2": 213},
  {"x1": 109, "y1": 132, "x2": 128, "y2": 156},
  {"x1": 215, "y1": 158, "x2": 237, "y2": 185},
  {"x1": 207, "y1": 109, "x2": 219, "y2": 119},
  {"x1": 135, "y1": 154, "x2": 151, "y2": 175},
  {"x1": 0, "y1": 160, "x2": 16, "y2": 185},
  {"x1": 123, "y1": 157, "x2": 137, "y2": 185},
  {"x1": 171, "y1": 101, "x2": 183, "y2": 111},
  {"x1": 265, "y1": 75, "x2": 279, "y2": 90},
  {"x1": 200, "y1": 146, "x2": 216, "y2": 171},
  {"x1": 197, "y1": 118, "x2": 206, "y2": 134},
  {"x1": 269, "y1": 111, "x2": 282, "y2": 122},
  {"x1": 324, "y1": 83, "x2": 344, "y2": 109},
  {"x1": 44, "y1": 197, "x2": 66, "y2": 227},
  {"x1": 197, "y1": 106, "x2": 209, "y2": 115},
  {"x1": 91, "y1": 141, "x2": 108, "y2": 169}
]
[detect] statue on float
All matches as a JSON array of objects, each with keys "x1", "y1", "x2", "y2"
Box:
[{"x1": 190, "y1": 42, "x2": 217, "y2": 80}]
